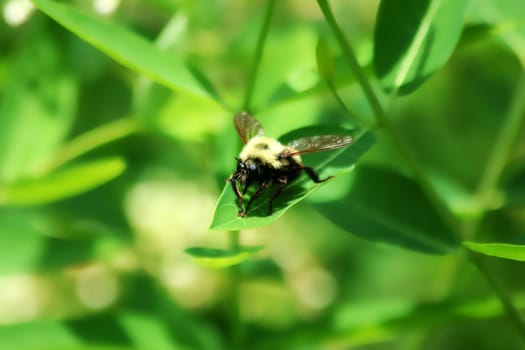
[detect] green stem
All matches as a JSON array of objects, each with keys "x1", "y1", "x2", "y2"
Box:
[
  {"x1": 317, "y1": 0, "x2": 459, "y2": 236},
  {"x1": 459, "y1": 71, "x2": 525, "y2": 342},
  {"x1": 229, "y1": 230, "x2": 242, "y2": 349},
  {"x1": 242, "y1": 0, "x2": 276, "y2": 111},
  {"x1": 317, "y1": 0, "x2": 383, "y2": 120},
  {"x1": 319, "y1": 0, "x2": 525, "y2": 341},
  {"x1": 468, "y1": 249, "x2": 525, "y2": 341},
  {"x1": 471, "y1": 71, "x2": 525, "y2": 225}
]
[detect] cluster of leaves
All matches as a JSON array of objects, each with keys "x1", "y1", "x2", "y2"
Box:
[{"x1": 1, "y1": 0, "x2": 525, "y2": 349}]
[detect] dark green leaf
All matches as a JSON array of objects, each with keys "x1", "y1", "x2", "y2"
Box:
[
  {"x1": 31, "y1": 0, "x2": 217, "y2": 103},
  {"x1": 317, "y1": 166, "x2": 459, "y2": 254},
  {"x1": 504, "y1": 165, "x2": 525, "y2": 207},
  {"x1": 457, "y1": 23, "x2": 499, "y2": 47},
  {"x1": 373, "y1": 0, "x2": 469, "y2": 94},
  {"x1": 463, "y1": 241, "x2": 525, "y2": 261},
  {"x1": 0, "y1": 157, "x2": 126, "y2": 205},
  {"x1": 210, "y1": 131, "x2": 375, "y2": 230},
  {"x1": 185, "y1": 246, "x2": 264, "y2": 268}
]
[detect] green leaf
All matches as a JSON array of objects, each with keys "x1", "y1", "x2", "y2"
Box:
[
  {"x1": 463, "y1": 242, "x2": 525, "y2": 261},
  {"x1": 373, "y1": 0, "x2": 470, "y2": 94},
  {"x1": 504, "y1": 166, "x2": 525, "y2": 207},
  {"x1": 474, "y1": 0, "x2": 525, "y2": 61},
  {"x1": 118, "y1": 312, "x2": 184, "y2": 350},
  {"x1": 316, "y1": 38, "x2": 335, "y2": 81},
  {"x1": 0, "y1": 158, "x2": 126, "y2": 206},
  {"x1": 31, "y1": 0, "x2": 216, "y2": 103},
  {"x1": 269, "y1": 293, "x2": 525, "y2": 348},
  {"x1": 317, "y1": 166, "x2": 459, "y2": 254},
  {"x1": 185, "y1": 246, "x2": 264, "y2": 268},
  {"x1": 0, "y1": 321, "x2": 80, "y2": 350},
  {"x1": 0, "y1": 34, "x2": 77, "y2": 182},
  {"x1": 209, "y1": 130, "x2": 375, "y2": 230},
  {"x1": 0, "y1": 209, "x2": 46, "y2": 274}
]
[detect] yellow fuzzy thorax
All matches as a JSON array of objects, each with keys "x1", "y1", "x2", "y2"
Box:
[{"x1": 239, "y1": 136, "x2": 301, "y2": 168}]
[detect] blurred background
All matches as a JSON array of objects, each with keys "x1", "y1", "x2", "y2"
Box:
[{"x1": 1, "y1": 0, "x2": 525, "y2": 349}]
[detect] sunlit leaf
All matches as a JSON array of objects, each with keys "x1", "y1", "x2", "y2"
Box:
[
  {"x1": 0, "y1": 321, "x2": 80, "y2": 350},
  {"x1": 463, "y1": 241, "x2": 525, "y2": 261},
  {"x1": 474, "y1": 0, "x2": 525, "y2": 61},
  {"x1": 317, "y1": 166, "x2": 459, "y2": 254},
  {"x1": 185, "y1": 246, "x2": 264, "y2": 268},
  {"x1": 209, "y1": 130, "x2": 375, "y2": 230},
  {"x1": 0, "y1": 158, "x2": 126, "y2": 205},
  {"x1": 31, "y1": 0, "x2": 217, "y2": 103},
  {"x1": 374, "y1": 0, "x2": 469, "y2": 93}
]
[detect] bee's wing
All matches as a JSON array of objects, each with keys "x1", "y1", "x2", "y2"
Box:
[
  {"x1": 284, "y1": 135, "x2": 353, "y2": 156},
  {"x1": 234, "y1": 112, "x2": 265, "y2": 144}
]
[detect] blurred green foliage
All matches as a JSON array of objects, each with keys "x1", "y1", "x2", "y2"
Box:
[{"x1": 1, "y1": 0, "x2": 525, "y2": 349}]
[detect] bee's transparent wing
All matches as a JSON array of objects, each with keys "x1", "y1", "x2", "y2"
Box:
[
  {"x1": 284, "y1": 135, "x2": 353, "y2": 156},
  {"x1": 234, "y1": 112, "x2": 265, "y2": 144}
]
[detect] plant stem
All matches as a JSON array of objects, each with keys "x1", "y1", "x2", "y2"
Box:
[
  {"x1": 460, "y1": 71, "x2": 525, "y2": 341},
  {"x1": 317, "y1": 0, "x2": 459, "y2": 236},
  {"x1": 317, "y1": 0, "x2": 383, "y2": 119},
  {"x1": 229, "y1": 230, "x2": 242, "y2": 349},
  {"x1": 470, "y1": 71, "x2": 525, "y2": 228},
  {"x1": 319, "y1": 0, "x2": 525, "y2": 341},
  {"x1": 242, "y1": 0, "x2": 276, "y2": 111}
]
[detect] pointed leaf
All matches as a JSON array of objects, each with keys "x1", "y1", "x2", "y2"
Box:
[
  {"x1": 210, "y1": 130, "x2": 375, "y2": 230},
  {"x1": 0, "y1": 158, "x2": 126, "y2": 206},
  {"x1": 374, "y1": 0, "x2": 469, "y2": 93},
  {"x1": 185, "y1": 246, "x2": 263, "y2": 268},
  {"x1": 463, "y1": 242, "x2": 525, "y2": 261},
  {"x1": 317, "y1": 166, "x2": 459, "y2": 254},
  {"x1": 31, "y1": 0, "x2": 216, "y2": 102}
]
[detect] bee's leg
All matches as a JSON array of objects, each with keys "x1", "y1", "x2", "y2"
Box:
[
  {"x1": 302, "y1": 166, "x2": 333, "y2": 183},
  {"x1": 243, "y1": 183, "x2": 267, "y2": 217},
  {"x1": 268, "y1": 180, "x2": 287, "y2": 215},
  {"x1": 230, "y1": 180, "x2": 245, "y2": 216}
]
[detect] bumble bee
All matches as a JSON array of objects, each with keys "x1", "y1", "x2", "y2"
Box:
[{"x1": 228, "y1": 112, "x2": 353, "y2": 217}]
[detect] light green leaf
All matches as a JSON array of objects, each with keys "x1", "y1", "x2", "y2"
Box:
[
  {"x1": 474, "y1": 0, "x2": 525, "y2": 62},
  {"x1": 0, "y1": 209, "x2": 46, "y2": 274},
  {"x1": 209, "y1": 130, "x2": 375, "y2": 230},
  {"x1": 316, "y1": 38, "x2": 335, "y2": 81},
  {"x1": 0, "y1": 321, "x2": 80, "y2": 350},
  {"x1": 374, "y1": 0, "x2": 470, "y2": 93},
  {"x1": 31, "y1": 0, "x2": 216, "y2": 103},
  {"x1": 118, "y1": 312, "x2": 184, "y2": 350},
  {"x1": 0, "y1": 158, "x2": 126, "y2": 206},
  {"x1": 0, "y1": 35, "x2": 77, "y2": 182},
  {"x1": 185, "y1": 246, "x2": 263, "y2": 268},
  {"x1": 463, "y1": 241, "x2": 525, "y2": 261},
  {"x1": 317, "y1": 166, "x2": 459, "y2": 255}
]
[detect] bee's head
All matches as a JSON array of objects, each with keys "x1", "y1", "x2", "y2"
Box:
[{"x1": 232, "y1": 157, "x2": 262, "y2": 183}]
